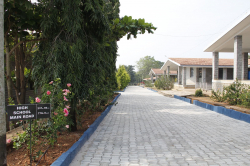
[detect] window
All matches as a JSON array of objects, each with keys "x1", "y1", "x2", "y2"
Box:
[
  {"x1": 190, "y1": 68, "x2": 194, "y2": 77},
  {"x1": 198, "y1": 68, "x2": 202, "y2": 78},
  {"x1": 219, "y1": 68, "x2": 223, "y2": 80}
]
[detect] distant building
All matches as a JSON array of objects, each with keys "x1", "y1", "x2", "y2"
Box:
[
  {"x1": 160, "y1": 58, "x2": 247, "y2": 89},
  {"x1": 149, "y1": 68, "x2": 177, "y2": 83}
]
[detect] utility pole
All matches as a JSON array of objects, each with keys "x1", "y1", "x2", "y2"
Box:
[{"x1": 0, "y1": 0, "x2": 6, "y2": 165}]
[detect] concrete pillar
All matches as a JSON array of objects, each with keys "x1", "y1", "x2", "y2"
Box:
[
  {"x1": 234, "y1": 35, "x2": 242, "y2": 80},
  {"x1": 223, "y1": 68, "x2": 227, "y2": 80},
  {"x1": 212, "y1": 52, "x2": 219, "y2": 80},
  {"x1": 202, "y1": 68, "x2": 206, "y2": 83},
  {"x1": 151, "y1": 74, "x2": 153, "y2": 83},
  {"x1": 164, "y1": 70, "x2": 166, "y2": 76},
  {"x1": 242, "y1": 52, "x2": 248, "y2": 80},
  {"x1": 182, "y1": 67, "x2": 186, "y2": 87},
  {"x1": 167, "y1": 66, "x2": 170, "y2": 76},
  {"x1": 178, "y1": 66, "x2": 182, "y2": 85}
]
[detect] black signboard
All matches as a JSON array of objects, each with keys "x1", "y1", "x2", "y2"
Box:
[
  {"x1": 37, "y1": 104, "x2": 51, "y2": 119},
  {"x1": 7, "y1": 104, "x2": 37, "y2": 121},
  {"x1": 7, "y1": 103, "x2": 51, "y2": 121}
]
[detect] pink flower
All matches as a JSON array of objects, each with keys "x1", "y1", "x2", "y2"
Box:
[
  {"x1": 63, "y1": 92, "x2": 67, "y2": 96},
  {"x1": 35, "y1": 97, "x2": 41, "y2": 103},
  {"x1": 47, "y1": 90, "x2": 51, "y2": 95},
  {"x1": 6, "y1": 139, "x2": 11, "y2": 144},
  {"x1": 49, "y1": 81, "x2": 53, "y2": 84},
  {"x1": 54, "y1": 112, "x2": 58, "y2": 116},
  {"x1": 63, "y1": 108, "x2": 68, "y2": 114},
  {"x1": 64, "y1": 96, "x2": 68, "y2": 101},
  {"x1": 66, "y1": 105, "x2": 71, "y2": 109},
  {"x1": 65, "y1": 125, "x2": 69, "y2": 128},
  {"x1": 62, "y1": 89, "x2": 70, "y2": 93},
  {"x1": 64, "y1": 113, "x2": 68, "y2": 117},
  {"x1": 67, "y1": 83, "x2": 71, "y2": 87}
]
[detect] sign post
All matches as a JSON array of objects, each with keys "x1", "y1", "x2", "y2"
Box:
[{"x1": 7, "y1": 104, "x2": 51, "y2": 166}]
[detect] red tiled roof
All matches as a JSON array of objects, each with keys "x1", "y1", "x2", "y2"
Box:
[
  {"x1": 168, "y1": 58, "x2": 250, "y2": 66},
  {"x1": 152, "y1": 68, "x2": 164, "y2": 74},
  {"x1": 151, "y1": 68, "x2": 177, "y2": 75}
]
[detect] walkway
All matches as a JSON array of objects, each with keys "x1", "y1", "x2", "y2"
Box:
[{"x1": 70, "y1": 86, "x2": 250, "y2": 166}]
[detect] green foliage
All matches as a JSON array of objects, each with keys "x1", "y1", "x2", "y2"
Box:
[
  {"x1": 111, "y1": 15, "x2": 156, "y2": 40},
  {"x1": 210, "y1": 79, "x2": 248, "y2": 106},
  {"x1": 136, "y1": 56, "x2": 164, "y2": 78},
  {"x1": 124, "y1": 65, "x2": 136, "y2": 83},
  {"x1": 223, "y1": 79, "x2": 245, "y2": 105},
  {"x1": 210, "y1": 89, "x2": 225, "y2": 102},
  {"x1": 144, "y1": 80, "x2": 153, "y2": 87},
  {"x1": 116, "y1": 65, "x2": 130, "y2": 90},
  {"x1": 195, "y1": 89, "x2": 203, "y2": 97},
  {"x1": 239, "y1": 88, "x2": 250, "y2": 107},
  {"x1": 154, "y1": 76, "x2": 174, "y2": 90}
]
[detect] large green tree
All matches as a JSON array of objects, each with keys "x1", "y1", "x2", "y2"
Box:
[
  {"x1": 136, "y1": 55, "x2": 164, "y2": 78},
  {"x1": 124, "y1": 65, "x2": 136, "y2": 84},
  {"x1": 32, "y1": 0, "x2": 156, "y2": 131}
]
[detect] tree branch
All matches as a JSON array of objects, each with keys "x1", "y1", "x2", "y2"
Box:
[
  {"x1": 5, "y1": 73, "x2": 18, "y2": 92},
  {"x1": 8, "y1": 38, "x2": 46, "y2": 57}
]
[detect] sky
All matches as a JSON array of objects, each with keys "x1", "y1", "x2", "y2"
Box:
[{"x1": 116, "y1": 0, "x2": 250, "y2": 70}]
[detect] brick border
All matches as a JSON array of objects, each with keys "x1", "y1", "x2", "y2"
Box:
[{"x1": 51, "y1": 93, "x2": 121, "y2": 166}]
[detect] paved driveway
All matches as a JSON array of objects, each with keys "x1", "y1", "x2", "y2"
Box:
[{"x1": 70, "y1": 86, "x2": 250, "y2": 166}]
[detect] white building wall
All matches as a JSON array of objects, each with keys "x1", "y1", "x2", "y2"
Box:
[{"x1": 185, "y1": 67, "x2": 197, "y2": 85}]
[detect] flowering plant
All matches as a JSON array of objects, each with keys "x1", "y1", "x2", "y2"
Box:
[
  {"x1": 12, "y1": 78, "x2": 74, "y2": 152},
  {"x1": 36, "y1": 78, "x2": 74, "y2": 145}
]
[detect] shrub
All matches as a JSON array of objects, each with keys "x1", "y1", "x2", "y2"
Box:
[
  {"x1": 223, "y1": 79, "x2": 246, "y2": 105},
  {"x1": 116, "y1": 66, "x2": 130, "y2": 90},
  {"x1": 210, "y1": 79, "x2": 248, "y2": 105},
  {"x1": 144, "y1": 80, "x2": 153, "y2": 87},
  {"x1": 154, "y1": 76, "x2": 174, "y2": 90},
  {"x1": 210, "y1": 89, "x2": 225, "y2": 102},
  {"x1": 195, "y1": 89, "x2": 203, "y2": 97}
]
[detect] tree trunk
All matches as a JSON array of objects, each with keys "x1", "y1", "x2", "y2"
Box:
[
  {"x1": 0, "y1": 1, "x2": 7, "y2": 165},
  {"x1": 15, "y1": 35, "x2": 21, "y2": 104},
  {"x1": 19, "y1": 43, "x2": 26, "y2": 104}
]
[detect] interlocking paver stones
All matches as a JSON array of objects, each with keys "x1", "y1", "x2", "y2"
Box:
[{"x1": 70, "y1": 86, "x2": 250, "y2": 166}]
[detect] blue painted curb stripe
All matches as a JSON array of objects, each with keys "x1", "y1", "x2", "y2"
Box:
[
  {"x1": 51, "y1": 93, "x2": 121, "y2": 166},
  {"x1": 147, "y1": 88, "x2": 158, "y2": 92},
  {"x1": 193, "y1": 100, "x2": 250, "y2": 124},
  {"x1": 173, "y1": 95, "x2": 191, "y2": 104}
]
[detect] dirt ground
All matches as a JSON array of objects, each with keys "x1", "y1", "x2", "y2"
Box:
[{"x1": 6, "y1": 94, "x2": 118, "y2": 166}]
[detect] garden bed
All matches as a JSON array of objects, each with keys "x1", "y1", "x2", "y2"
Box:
[{"x1": 6, "y1": 93, "x2": 119, "y2": 166}]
